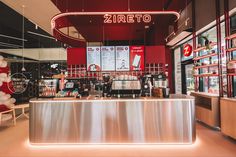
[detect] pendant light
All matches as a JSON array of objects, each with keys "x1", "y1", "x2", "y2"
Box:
[{"x1": 21, "y1": 5, "x2": 26, "y2": 72}]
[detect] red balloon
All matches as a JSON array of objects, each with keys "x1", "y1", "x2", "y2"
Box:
[
  {"x1": 0, "y1": 82, "x2": 14, "y2": 95},
  {"x1": 0, "y1": 67, "x2": 9, "y2": 74}
]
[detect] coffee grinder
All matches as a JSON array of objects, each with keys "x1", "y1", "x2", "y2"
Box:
[
  {"x1": 141, "y1": 74, "x2": 153, "y2": 97},
  {"x1": 153, "y1": 72, "x2": 170, "y2": 98},
  {"x1": 102, "y1": 73, "x2": 111, "y2": 97}
]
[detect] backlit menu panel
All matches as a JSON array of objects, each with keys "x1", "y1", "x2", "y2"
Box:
[
  {"x1": 116, "y1": 46, "x2": 130, "y2": 71},
  {"x1": 130, "y1": 46, "x2": 145, "y2": 71},
  {"x1": 101, "y1": 46, "x2": 115, "y2": 71},
  {"x1": 87, "y1": 47, "x2": 101, "y2": 71}
]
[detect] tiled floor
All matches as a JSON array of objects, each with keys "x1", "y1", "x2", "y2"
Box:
[{"x1": 0, "y1": 118, "x2": 236, "y2": 157}]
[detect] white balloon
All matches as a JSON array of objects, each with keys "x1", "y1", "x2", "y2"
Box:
[
  {"x1": 0, "y1": 61, "x2": 7, "y2": 68},
  {"x1": 5, "y1": 94, "x2": 11, "y2": 99},
  {"x1": 0, "y1": 91, "x2": 5, "y2": 95},
  {"x1": 6, "y1": 104, "x2": 14, "y2": 108},
  {"x1": 0, "y1": 95, "x2": 10, "y2": 101},
  {"x1": 9, "y1": 98, "x2": 16, "y2": 104},
  {"x1": 0, "y1": 73, "x2": 7, "y2": 78},
  {"x1": 0, "y1": 81, "x2": 2, "y2": 86},
  {"x1": 0, "y1": 55, "x2": 3, "y2": 61},
  {"x1": 4, "y1": 100, "x2": 11, "y2": 105},
  {"x1": 6, "y1": 76, "x2": 11, "y2": 83}
]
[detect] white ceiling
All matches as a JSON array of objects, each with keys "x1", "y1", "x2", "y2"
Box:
[
  {"x1": 1, "y1": 0, "x2": 60, "y2": 35},
  {"x1": 1, "y1": 0, "x2": 85, "y2": 40},
  {"x1": 0, "y1": 48, "x2": 67, "y2": 61}
]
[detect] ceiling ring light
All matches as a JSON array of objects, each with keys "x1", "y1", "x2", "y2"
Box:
[{"x1": 51, "y1": 11, "x2": 180, "y2": 47}]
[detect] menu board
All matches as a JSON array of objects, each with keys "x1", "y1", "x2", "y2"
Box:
[
  {"x1": 87, "y1": 47, "x2": 101, "y2": 71},
  {"x1": 101, "y1": 46, "x2": 115, "y2": 71},
  {"x1": 130, "y1": 46, "x2": 145, "y2": 71},
  {"x1": 116, "y1": 46, "x2": 130, "y2": 71}
]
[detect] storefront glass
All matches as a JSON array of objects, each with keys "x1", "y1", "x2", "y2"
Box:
[
  {"x1": 185, "y1": 64, "x2": 194, "y2": 95},
  {"x1": 197, "y1": 26, "x2": 219, "y2": 94}
]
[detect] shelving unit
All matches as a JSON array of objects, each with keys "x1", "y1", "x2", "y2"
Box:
[
  {"x1": 226, "y1": 47, "x2": 236, "y2": 52},
  {"x1": 221, "y1": 33, "x2": 236, "y2": 139},
  {"x1": 194, "y1": 63, "x2": 218, "y2": 69},
  {"x1": 193, "y1": 73, "x2": 219, "y2": 77},
  {"x1": 225, "y1": 33, "x2": 236, "y2": 97},
  {"x1": 193, "y1": 53, "x2": 217, "y2": 61},
  {"x1": 227, "y1": 73, "x2": 236, "y2": 76},
  {"x1": 193, "y1": 42, "x2": 219, "y2": 94},
  {"x1": 66, "y1": 64, "x2": 145, "y2": 80},
  {"x1": 144, "y1": 63, "x2": 165, "y2": 75},
  {"x1": 193, "y1": 42, "x2": 217, "y2": 53}
]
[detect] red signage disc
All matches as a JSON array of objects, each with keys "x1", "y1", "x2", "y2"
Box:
[{"x1": 183, "y1": 44, "x2": 192, "y2": 57}]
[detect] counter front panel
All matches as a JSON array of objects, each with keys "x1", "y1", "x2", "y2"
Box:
[{"x1": 30, "y1": 95, "x2": 195, "y2": 144}]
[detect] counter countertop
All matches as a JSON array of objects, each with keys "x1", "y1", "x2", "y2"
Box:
[
  {"x1": 221, "y1": 97, "x2": 236, "y2": 102},
  {"x1": 191, "y1": 92, "x2": 219, "y2": 98},
  {"x1": 30, "y1": 94, "x2": 194, "y2": 103}
]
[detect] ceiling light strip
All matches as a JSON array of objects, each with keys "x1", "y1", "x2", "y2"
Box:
[
  {"x1": 27, "y1": 31, "x2": 56, "y2": 40},
  {"x1": 0, "y1": 34, "x2": 27, "y2": 41},
  {"x1": 0, "y1": 44, "x2": 21, "y2": 48},
  {"x1": 0, "y1": 41, "x2": 23, "y2": 48}
]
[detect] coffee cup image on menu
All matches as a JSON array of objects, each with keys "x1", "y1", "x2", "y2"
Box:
[
  {"x1": 132, "y1": 55, "x2": 141, "y2": 68},
  {"x1": 88, "y1": 64, "x2": 100, "y2": 71},
  {"x1": 119, "y1": 59, "x2": 128, "y2": 70}
]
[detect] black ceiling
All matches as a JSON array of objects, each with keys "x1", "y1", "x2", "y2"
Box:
[{"x1": 0, "y1": 2, "x2": 62, "y2": 49}]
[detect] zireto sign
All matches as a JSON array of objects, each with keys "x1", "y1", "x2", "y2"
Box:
[{"x1": 104, "y1": 14, "x2": 152, "y2": 24}]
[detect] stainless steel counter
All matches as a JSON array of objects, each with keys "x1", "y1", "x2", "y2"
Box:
[{"x1": 29, "y1": 94, "x2": 195, "y2": 144}]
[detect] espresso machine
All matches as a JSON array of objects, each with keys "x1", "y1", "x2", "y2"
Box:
[{"x1": 111, "y1": 75, "x2": 141, "y2": 98}]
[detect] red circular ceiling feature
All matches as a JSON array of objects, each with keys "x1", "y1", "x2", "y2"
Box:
[{"x1": 51, "y1": 11, "x2": 180, "y2": 47}]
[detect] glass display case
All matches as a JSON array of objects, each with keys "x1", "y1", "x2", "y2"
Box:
[
  {"x1": 38, "y1": 79, "x2": 58, "y2": 98},
  {"x1": 185, "y1": 64, "x2": 194, "y2": 95}
]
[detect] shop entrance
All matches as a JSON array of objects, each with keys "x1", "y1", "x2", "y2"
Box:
[{"x1": 181, "y1": 60, "x2": 194, "y2": 95}]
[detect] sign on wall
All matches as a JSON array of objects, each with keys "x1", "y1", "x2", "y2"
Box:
[
  {"x1": 87, "y1": 47, "x2": 101, "y2": 71},
  {"x1": 116, "y1": 46, "x2": 130, "y2": 71},
  {"x1": 130, "y1": 46, "x2": 145, "y2": 71},
  {"x1": 183, "y1": 44, "x2": 193, "y2": 57},
  {"x1": 104, "y1": 14, "x2": 152, "y2": 24},
  {"x1": 101, "y1": 46, "x2": 115, "y2": 71}
]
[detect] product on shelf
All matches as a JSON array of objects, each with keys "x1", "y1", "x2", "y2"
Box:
[{"x1": 227, "y1": 60, "x2": 236, "y2": 74}]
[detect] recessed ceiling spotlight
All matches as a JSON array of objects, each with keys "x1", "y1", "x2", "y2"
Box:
[
  {"x1": 89, "y1": 20, "x2": 92, "y2": 23},
  {"x1": 145, "y1": 25, "x2": 149, "y2": 29}
]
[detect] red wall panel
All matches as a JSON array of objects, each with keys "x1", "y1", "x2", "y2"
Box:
[
  {"x1": 145, "y1": 46, "x2": 166, "y2": 64},
  {"x1": 145, "y1": 46, "x2": 173, "y2": 93},
  {"x1": 67, "y1": 48, "x2": 86, "y2": 65}
]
